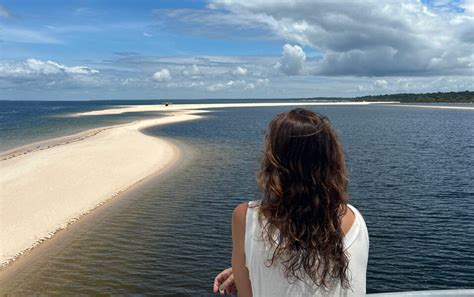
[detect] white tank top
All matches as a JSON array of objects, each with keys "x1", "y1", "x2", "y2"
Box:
[{"x1": 245, "y1": 201, "x2": 369, "y2": 297}]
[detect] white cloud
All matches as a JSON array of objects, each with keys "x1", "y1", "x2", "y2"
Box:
[
  {"x1": 231, "y1": 66, "x2": 248, "y2": 76},
  {"x1": 0, "y1": 4, "x2": 11, "y2": 18},
  {"x1": 207, "y1": 80, "x2": 235, "y2": 91},
  {"x1": 25, "y1": 59, "x2": 62, "y2": 75},
  {"x1": 0, "y1": 58, "x2": 99, "y2": 76},
  {"x1": 206, "y1": 78, "x2": 269, "y2": 92},
  {"x1": 256, "y1": 78, "x2": 269, "y2": 87},
  {"x1": 27, "y1": 58, "x2": 99, "y2": 75},
  {"x1": 209, "y1": 0, "x2": 474, "y2": 76},
  {"x1": 460, "y1": 1, "x2": 474, "y2": 15},
  {"x1": 0, "y1": 58, "x2": 103, "y2": 91},
  {"x1": 277, "y1": 44, "x2": 306, "y2": 75},
  {"x1": 70, "y1": 74, "x2": 101, "y2": 87},
  {"x1": 374, "y1": 79, "x2": 388, "y2": 88},
  {"x1": 182, "y1": 64, "x2": 202, "y2": 78},
  {"x1": 152, "y1": 69, "x2": 172, "y2": 82},
  {"x1": 189, "y1": 81, "x2": 205, "y2": 88},
  {"x1": 1, "y1": 47, "x2": 470, "y2": 99},
  {"x1": 143, "y1": 32, "x2": 153, "y2": 37},
  {"x1": 245, "y1": 82, "x2": 255, "y2": 89}
]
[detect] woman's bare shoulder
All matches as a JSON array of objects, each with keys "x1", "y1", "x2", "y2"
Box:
[{"x1": 232, "y1": 202, "x2": 249, "y2": 225}]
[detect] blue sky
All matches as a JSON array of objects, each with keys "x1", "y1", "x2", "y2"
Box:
[{"x1": 0, "y1": 0, "x2": 473, "y2": 100}]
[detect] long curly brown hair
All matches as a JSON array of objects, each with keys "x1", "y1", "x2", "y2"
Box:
[{"x1": 257, "y1": 108, "x2": 350, "y2": 288}]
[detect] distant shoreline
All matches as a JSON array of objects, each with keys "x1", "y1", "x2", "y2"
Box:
[
  {"x1": 1, "y1": 90, "x2": 472, "y2": 103},
  {"x1": 70, "y1": 101, "x2": 396, "y2": 117},
  {"x1": 70, "y1": 101, "x2": 473, "y2": 119}
]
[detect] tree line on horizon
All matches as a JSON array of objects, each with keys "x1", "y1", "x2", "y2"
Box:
[{"x1": 307, "y1": 90, "x2": 473, "y2": 103}]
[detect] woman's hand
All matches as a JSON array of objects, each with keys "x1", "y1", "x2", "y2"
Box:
[{"x1": 213, "y1": 267, "x2": 237, "y2": 295}]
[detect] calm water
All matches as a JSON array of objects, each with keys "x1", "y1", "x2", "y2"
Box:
[
  {"x1": 1, "y1": 102, "x2": 473, "y2": 295},
  {"x1": 0, "y1": 99, "x2": 306, "y2": 151}
]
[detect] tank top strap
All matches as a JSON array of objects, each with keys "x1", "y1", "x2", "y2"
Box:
[
  {"x1": 342, "y1": 204, "x2": 359, "y2": 249},
  {"x1": 245, "y1": 200, "x2": 261, "y2": 269}
]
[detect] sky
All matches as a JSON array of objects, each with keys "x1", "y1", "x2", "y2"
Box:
[{"x1": 0, "y1": 0, "x2": 473, "y2": 100}]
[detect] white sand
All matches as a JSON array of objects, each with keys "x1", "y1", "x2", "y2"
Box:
[
  {"x1": 0, "y1": 110, "x2": 204, "y2": 267},
  {"x1": 72, "y1": 101, "x2": 398, "y2": 117}
]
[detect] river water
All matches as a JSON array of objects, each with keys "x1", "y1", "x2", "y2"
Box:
[{"x1": 1, "y1": 102, "x2": 473, "y2": 295}]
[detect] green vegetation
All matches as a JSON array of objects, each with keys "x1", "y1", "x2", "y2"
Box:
[
  {"x1": 305, "y1": 90, "x2": 473, "y2": 103},
  {"x1": 354, "y1": 90, "x2": 473, "y2": 103}
]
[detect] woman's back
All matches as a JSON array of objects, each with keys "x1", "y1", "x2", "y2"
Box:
[
  {"x1": 230, "y1": 109, "x2": 370, "y2": 297},
  {"x1": 245, "y1": 200, "x2": 369, "y2": 297}
]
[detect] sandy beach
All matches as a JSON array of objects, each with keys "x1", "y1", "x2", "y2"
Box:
[
  {"x1": 0, "y1": 109, "x2": 205, "y2": 267},
  {"x1": 71, "y1": 101, "x2": 397, "y2": 117},
  {"x1": 0, "y1": 101, "x2": 394, "y2": 268}
]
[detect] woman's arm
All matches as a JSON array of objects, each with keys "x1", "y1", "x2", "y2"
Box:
[{"x1": 232, "y1": 202, "x2": 252, "y2": 297}]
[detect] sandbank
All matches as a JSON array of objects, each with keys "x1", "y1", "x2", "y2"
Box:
[
  {"x1": 0, "y1": 110, "x2": 204, "y2": 267},
  {"x1": 72, "y1": 101, "x2": 398, "y2": 117}
]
